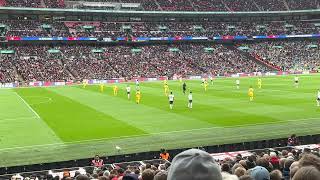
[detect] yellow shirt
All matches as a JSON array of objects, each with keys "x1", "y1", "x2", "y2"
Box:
[
  {"x1": 136, "y1": 92, "x2": 141, "y2": 99},
  {"x1": 248, "y1": 88, "x2": 254, "y2": 96},
  {"x1": 258, "y1": 79, "x2": 262, "y2": 84}
]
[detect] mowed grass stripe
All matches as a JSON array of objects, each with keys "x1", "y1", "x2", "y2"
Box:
[
  {"x1": 16, "y1": 88, "x2": 145, "y2": 142},
  {"x1": 51, "y1": 86, "x2": 214, "y2": 133},
  {"x1": 80, "y1": 82, "x2": 279, "y2": 127},
  {"x1": 0, "y1": 89, "x2": 61, "y2": 149},
  {"x1": 105, "y1": 83, "x2": 282, "y2": 126}
]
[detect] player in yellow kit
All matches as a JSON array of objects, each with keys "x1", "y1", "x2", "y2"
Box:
[
  {"x1": 257, "y1": 78, "x2": 262, "y2": 89},
  {"x1": 113, "y1": 85, "x2": 118, "y2": 96},
  {"x1": 164, "y1": 84, "x2": 169, "y2": 96},
  {"x1": 204, "y1": 80, "x2": 208, "y2": 92},
  {"x1": 163, "y1": 79, "x2": 167, "y2": 86},
  {"x1": 248, "y1": 86, "x2": 254, "y2": 101},
  {"x1": 136, "y1": 90, "x2": 141, "y2": 104},
  {"x1": 82, "y1": 79, "x2": 88, "y2": 88},
  {"x1": 99, "y1": 83, "x2": 104, "y2": 92}
]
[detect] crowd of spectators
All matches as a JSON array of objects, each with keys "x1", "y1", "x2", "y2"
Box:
[
  {"x1": 0, "y1": 40, "x2": 318, "y2": 83},
  {"x1": 2, "y1": 19, "x2": 320, "y2": 38},
  {"x1": 0, "y1": 43, "x2": 272, "y2": 83},
  {"x1": 0, "y1": 54, "x2": 17, "y2": 83},
  {"x1": 2, "y1": 20, "x2": 70, "y2": 37},
  {"x1": 247, "y1": 40, "x2": 320, "y2": 71},
  {"x1": 13, "y1": 46, "x2": 72, "y2": 82},
  {"x1": 1, "y1": 0, "x2": 319, "y2": 11},
  {"x1": 9, "y1": 143, "x2": 320, "y2": 180}
]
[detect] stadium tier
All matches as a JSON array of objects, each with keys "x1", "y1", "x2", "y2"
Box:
[
  {"x1": 1, "y1": 20, "x2": 320, "y2": 37},
  {"x1": 3, "y1": 42, "x2": 320, "y2": 83},
  {"x1": 1, "y1": 0, "x2": 320, "y2": 11}
]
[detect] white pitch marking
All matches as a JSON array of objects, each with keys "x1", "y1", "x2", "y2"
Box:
[{"x1": 14, "y1": 92, "x2": 40, "y2": 119}]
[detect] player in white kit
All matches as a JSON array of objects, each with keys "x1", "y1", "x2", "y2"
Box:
[
  {"x1": 168, "y1": 92, "x2": 175, "y2": 109},
  {"x1": 135, "y1": 79, "x2": 140, "y2": 90},
  {"x1": 188, "y1": 91, "x2": 193, "y2": 109},
  {"x1": 126, "y1": 85, "x2": 131, "y2": 99},
  {"x1": 317, "y1": 90, "x2": 320, "y2": 107},
  {"x1": 236, "y1": 79, "x2": 240, "y2": 89}
]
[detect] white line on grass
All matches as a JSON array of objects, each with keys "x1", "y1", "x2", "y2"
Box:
[
  {"x1": 0, "y1": 117, "x2": 319, "y2": 152},
  {"x1": 13, "y1": 92, "x2": 63, "y2": 143},
  {"x1": 0, "y1": 116, "x2": 38, "y2": 122},
  {"x1": 14, "y1": 92, "x2": 40, "y2": 119}
]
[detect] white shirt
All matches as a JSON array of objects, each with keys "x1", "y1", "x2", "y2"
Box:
[
  {"x1": 136, "y1": 80, "x2": 139, "y2": 85},
  {"x1": 188, "y1": 94, "x2": 193, "y2": 100},
  {"x1": 126, "y1": 87, "x2": 131, "y2": 92},
  {"x1": 294, "y1": 77, "x2": 299, "y2": 81},
  {"x1": 169, "y1": 94, "x2": 174, "y2": 101},
  {"x1": 236, "y1": 80, "x2": 240, "y2": 85}
]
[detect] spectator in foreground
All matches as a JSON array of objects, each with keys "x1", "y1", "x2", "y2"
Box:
[
  {"x1": 292, "y1": 166, "x2": 320, "y2": 180},
  {"x1": 287, "y1": 134, "x2": 299, "y2": 146},
  {"x1": 167, "y1": 149, "x2": 222, "y2": 180},
  {"x1": 247, "y1": 166, "x2": 270, "y2": 180},
  {"x1": 91, "y1": 155, "x2": 104, "y2": 169},
  {"x1": 160, "y1": 149, "x2": 170, "y2": 161},
  {"x1": 141, "y1": 169, "x2": 154, "y2": 180}
]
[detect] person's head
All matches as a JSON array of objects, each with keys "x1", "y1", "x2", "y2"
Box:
[
  {"x1": 170, "y1": 91, "x2": 172, "y2": 94},
  {"x1": 239, "y1": 160, "x2": 247, "y2": 169},
  {"x1": 167, "y1": 149, "x2": 222, "y2": 180},
  {"x1": 94, "y1": 155, "x2": 100, "y2": 160},
  {"x1": 190, "y1": 91, "x2": 192, "y2": 94},
  {"x1": 145, "y1": 163, "x2": 152, "y2": 169},
  {"x1": 221, "y1": 172, "x2": 238, "y2": 180},
  {"x1": 153, "y1": 171, "x2": 167, "y2": 180},
  {"x1": 270, "y1": 170, "x2": 282, "y2": 180},
  {"x1": 290, "y1": 166, "x2": 299, "y2": 179},
  {"x1": 221, "y1": 163, "x2": 231, "y2": 173},
  {"x1": 248, "y1": 166, "x2": 270, "y2": 180},
  {"x1": 291, "y1": 134, "x2": 296, "y2": 138},
  {"x1": 270, "y1": 152, "x2": 277, "y2": 158},
  {"x1": 256, "y1": 158, "x2": 270, "y2": 170},
  {"x1": 239, "y1": 175, "x2": 253, "y2": 180},
  {"x1": 234, "y1": 167, "x2": 246, "y2": 178},
  {"x1": 284, "y1": 159, "x2": 294, "y2": 169},
  {"x1": 75, "y1": 174, "x2": 90, "y2": 180},
  {"x1": 141, "y1": 169, "x2": 154, "y2": 180},
  {"x1": 117, "y1": 168, "x2": 124, "y2": 175},
  {"x1": 299, "y1": 153, "x2": 320, "y2": 171},
  {"x1": 292, "y1": 166, "x2": 320, "y2": 180},
  {"x1": 232, "y1": 164, "x2": 244, "y2": 174}
]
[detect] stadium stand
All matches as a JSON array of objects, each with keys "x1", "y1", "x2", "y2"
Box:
[
  {"x1": 0, "y1": 43, "x2": 274, "y2": 82},
  {"x1": 1, "y1": 0, "x2": 320, "y2": 11},
  {"x1": 246, "y1": 40, "x2": 320, "y2": 71},
  {"x1": 1, "y1": 19, "x2": 320, "y2": 38},
  {"x1": 3, "y1": 142, "x2": 320, "y2": 180},
  {"x1": 0, "y1": 39, "x2": 319, "y2": 83}
]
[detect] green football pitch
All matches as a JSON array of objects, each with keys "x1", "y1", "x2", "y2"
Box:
[{"x1": 1, "y1": 74, "x2": 320, "y2": 167}]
